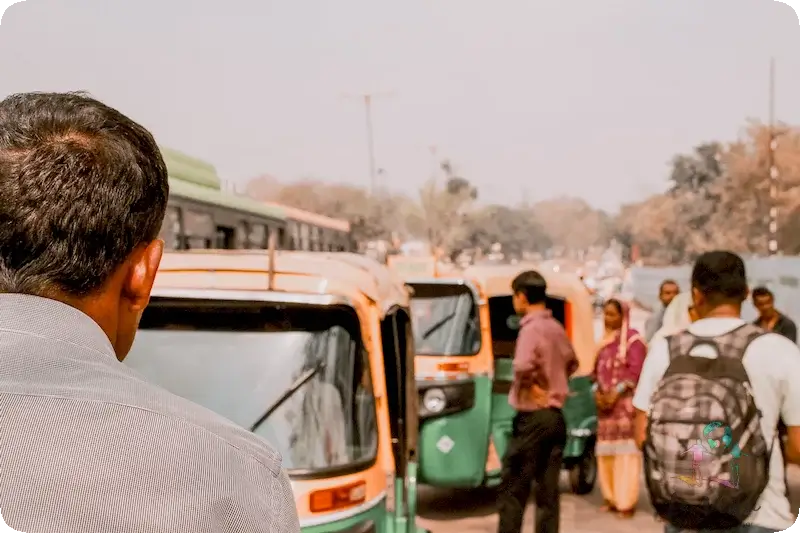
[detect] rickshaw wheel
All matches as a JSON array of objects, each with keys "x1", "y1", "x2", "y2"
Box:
[{"x1": 569, "y1": 447, "x2": 596, "y2": 495}]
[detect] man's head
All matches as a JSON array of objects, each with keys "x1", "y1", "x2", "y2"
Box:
[
  {"x1": 511, "y1": 270, "x2": 547, "y2": 314},
  {"x1": 0, "y1": 92, "x2": 168, "y2": 359},
  {"x1": 752, "y1": 286, "x2": 777, "y2": 320},
  {"x1": 659, "y1": 279, "x2": 679, "y2": 307},
  {"x1": 690, "y1": 251, "x2": 748, "y2": 319}
]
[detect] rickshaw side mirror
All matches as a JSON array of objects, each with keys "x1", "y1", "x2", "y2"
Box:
[{"x1": 506, "y1": 315, "x2": 520, "y2": 331}]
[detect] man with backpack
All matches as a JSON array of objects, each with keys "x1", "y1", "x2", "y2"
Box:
[{"x1": 632, "y1": 251, "x2": 800, "y2": 533}]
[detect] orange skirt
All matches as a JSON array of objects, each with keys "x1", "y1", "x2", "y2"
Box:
[{"x1": 597, "y1": 452, "x2": 641, "y2": 512}]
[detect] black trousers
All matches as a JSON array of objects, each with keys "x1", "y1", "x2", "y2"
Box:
[{"x1": 497, "y1": 408, "x2": 566, "y2": 533}]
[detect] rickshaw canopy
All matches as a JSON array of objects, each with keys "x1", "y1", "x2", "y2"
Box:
[{"x1": 462, "y1": 264, "x2": 597, "y2": 375}]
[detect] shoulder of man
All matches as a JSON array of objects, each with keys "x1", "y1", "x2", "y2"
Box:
[
  {"x1": 107, "y1": 366, "x2": 286, "y2": 477},
  {"x1": 744, "y1": 329, "x2": 800, "y2": 364},
  {"x1": 152, "y1": 385, "x2": 285, "y2": 476}
]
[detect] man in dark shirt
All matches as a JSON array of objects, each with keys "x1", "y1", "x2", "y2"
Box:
[
  {"x1": 752, "y1": 286, "x2": 797, "y2": 342},
  {"x1": 752, "y1": 286, "x2": 797, "y2": 476},
  {"x1": 497, "y1": 271, "x2": 578, "y2": 533}
]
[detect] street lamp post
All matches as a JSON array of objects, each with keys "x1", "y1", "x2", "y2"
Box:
[
  {"x1": 768, "y1": 58, "x2": 779, "y2": 256},
  {"x1": 342, "y1": 91, "x2": 392, "y2": 195}
]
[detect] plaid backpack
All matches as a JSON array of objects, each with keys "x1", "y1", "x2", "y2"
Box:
[{"x1": 643, "y1": 324, "x2": 771, "y2": 530}]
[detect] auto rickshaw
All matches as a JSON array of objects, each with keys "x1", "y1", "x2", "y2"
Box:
[
  {"x1": 124, "y1": 249, "x2": 427, "y2": 533},
  {"x1": 396, "y1": 261, "x2": 598, "y2": 494}
]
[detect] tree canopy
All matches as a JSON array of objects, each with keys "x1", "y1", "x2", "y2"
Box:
[{"x1": 244, "y1": 121, "x2": 800, "y2": 264}]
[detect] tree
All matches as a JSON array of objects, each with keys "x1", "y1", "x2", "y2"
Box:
[
  {"x1": 458, "y1": 205, "x2": 551, "y2": 259},
  {"x1": 611, "y1": 124, "x2": 800, "y2": 262},
  {"x1": 529, "y1": 197, "x2": 613, "y2": 252},
  {"x1": 246, "y1": 178, "x2": 422, "y2": 244},
  {"x1": 417, "y1": 159, "x2": 478, "y2": 255}
]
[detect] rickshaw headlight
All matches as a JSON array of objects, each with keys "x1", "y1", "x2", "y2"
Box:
[{"x1": 423, "y1": 388, "x2": 447, "y2": 413}]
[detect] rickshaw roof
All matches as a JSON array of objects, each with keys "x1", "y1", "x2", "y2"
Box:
[
  {"x1": 153, "y1": 250, "x2": 410, "y2": 317},
  {"x1": 464, "y1": 263, "x2": 597, "y2": 374},
  {"x1": 387, "y1": 255, "x2": 464, "y2": 280},
  {"x1": 463, "y1": 264, "x2": 587, "y2": 300}
]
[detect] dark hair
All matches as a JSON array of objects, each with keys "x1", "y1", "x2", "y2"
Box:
[
  {"x1": 604, "y1": 298, "x2": 623, "y2": 315},
  {"x1": 691, "y1": 251, "x2": 748, "y2": 306},
  {"x1": 752, "y1": 286, "x2": 773, "y2": 300},
  {"x1": 659, "y1": 279, "x2": 679, "y2": 293},
  {"x1": 0, "y1": 92, "x2": 169, "y2": 297},
  {"x1": 511, "y1": 270, "x2": 547, "y2": 304}
]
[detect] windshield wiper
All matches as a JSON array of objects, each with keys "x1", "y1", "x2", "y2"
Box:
[
  {"x1": 250, "y1": 359, "x2": 326, "y2": 432},
  {"x1": 421, "y1": 311, "x2": 457, "y2": 340}
]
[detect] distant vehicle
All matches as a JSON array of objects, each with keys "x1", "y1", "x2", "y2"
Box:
[{"x1": 159, "y1": 147, "x2": 355, "y2": 253}]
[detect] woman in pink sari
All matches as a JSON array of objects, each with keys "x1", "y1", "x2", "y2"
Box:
[{"x1": 591, "y1": 299, "x2": 647, "y2": 518}]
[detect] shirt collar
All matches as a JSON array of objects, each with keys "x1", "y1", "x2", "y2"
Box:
[
  {"x1": 0, "y1": 294, "x2": 115, "y2": 358},
  {"x1": 520, "y1": 308, "x2": 552, "y2": 326}
]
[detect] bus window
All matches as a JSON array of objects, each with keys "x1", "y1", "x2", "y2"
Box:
[
  {"x1": 289, "y1": 222, "x2": 300, "y2": 250},
  {"x1": 276, "y1": 226, "x2": 287, "y2": 250},
  {"x1": 249, "y1": 224, "x2": 267, "y2": 249},
  {"x1": 235, "y1": 221, "x2": 249, "y2": 249},
  {"x1": 159, "y1": 206, "x2": 182, "y2": 250},
  {"x1": 183, "y1": 210, "x2": 214, "y2": 249},
  {"x1": 300, "y1": 223, "x2": 310, "y2": 251},
  {"x1": 215, "y1": 226, "x2": 235, "y2": 249},
  {"x1": 310, "y1": 226, "x2": 320, "y2": 251}
]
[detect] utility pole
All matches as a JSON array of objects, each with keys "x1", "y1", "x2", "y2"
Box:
[
  {"x1": 768, "y1": 58, "x2": 779, "y2": 256},
  {"x1": 343, "y1": 92, "x2": 391, "y2": 195}
]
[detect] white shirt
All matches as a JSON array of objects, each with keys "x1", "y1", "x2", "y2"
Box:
[{"x1": 633, "y1": 317, "x2": 800, "y2": 531}]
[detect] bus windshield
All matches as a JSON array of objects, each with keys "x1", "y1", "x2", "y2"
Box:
[
  {"x1": 125, "y1": 299, "x2": 378, "y2": 476},
  {"x1": 409, "y1": 283, "x2": 480, "y2": 356}
]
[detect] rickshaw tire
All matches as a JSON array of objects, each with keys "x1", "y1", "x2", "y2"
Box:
[{"x1": 569, "y1": 447, "x2": 596, "y2": 495}]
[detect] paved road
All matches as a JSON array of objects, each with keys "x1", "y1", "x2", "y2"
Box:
[
  {"x1": 417, "y1": 467, "x2": 800, "y2": 533},
  {"x1": 416, "y1": 309, "x2": 800, "y2": 532}
]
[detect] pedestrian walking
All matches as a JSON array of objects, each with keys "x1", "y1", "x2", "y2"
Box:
[
  {"x1": 632, "y1": 251, "x2": 800, "y2": 533},
  {"x1": 497, "y1": 270, "x2": 579, "y2": 533},
  {"x1": 0, "y1": 92, "x2": 300, "y2": 532},
  {"x1": 644, "y1": 279, "x2": 680, "y2": 342},
  {"x1": 751, "y1": 286, "x2": 797, "y2": 343},
  {"x1": 592, "y1": 299, "x2": 647, "y2": 518}
]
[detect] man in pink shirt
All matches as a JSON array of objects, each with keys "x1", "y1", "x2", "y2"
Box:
[{"x1": 497, "y1": 270, "x2": 579, "y2": 533}]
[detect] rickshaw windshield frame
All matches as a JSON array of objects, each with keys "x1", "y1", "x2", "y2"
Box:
[
  {"x1": 129, "y1": 294, "x2": 380, "y2": 480},
  {"x1": 407, "y1": 282, "x2": 482, "y2": 357}
]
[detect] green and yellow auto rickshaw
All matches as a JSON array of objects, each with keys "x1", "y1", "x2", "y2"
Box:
[
  {"x1": 397, "y1": 261, "x2": 598, "y2": 494},
  {"x1": 125, "y1": 249, "x2": 428, "y2": 533}
]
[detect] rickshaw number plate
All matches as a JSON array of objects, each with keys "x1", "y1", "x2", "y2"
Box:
[{"x1": 436, "y1": 436, "x2": 455, "y2": 454}]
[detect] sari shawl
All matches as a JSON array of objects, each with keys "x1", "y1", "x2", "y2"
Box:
[{"x1": 593, "y1": 302, "x2": 647, "y2": 455}]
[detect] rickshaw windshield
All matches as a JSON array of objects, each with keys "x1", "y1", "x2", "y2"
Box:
[
  {"x1": 126, "y1": 299, "x2": 378, "y2": 477},
  {"x1": 409, "y1": 283, "x2": 480, "y2": 356}
]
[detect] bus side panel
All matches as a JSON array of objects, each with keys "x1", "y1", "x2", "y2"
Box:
[{"x1": 417, "y1": 375, "x2": 492, "y2": 488}]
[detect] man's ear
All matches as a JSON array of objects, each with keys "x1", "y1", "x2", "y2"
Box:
[{"x1": 122, "y1": 239, "x2": 164, "y2": 311}]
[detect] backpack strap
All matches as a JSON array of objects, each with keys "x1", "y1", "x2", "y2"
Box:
[
  {"x1": 665, "y1": 324, "x2": 764, "y2": 362},
  {"x1": 708, "y1": 323, "x2": 765, "y2": 362},
  {"x1": 665, "y1": 330, "x2": 696, "y2": 361}
]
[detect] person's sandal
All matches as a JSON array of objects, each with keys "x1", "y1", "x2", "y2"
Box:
[
  {"x1": 599, "y1": 502, "x2": 616, "y2": 512},
  {"x1": 617, "y1": 509, "x2": 635, "y2": 519}
]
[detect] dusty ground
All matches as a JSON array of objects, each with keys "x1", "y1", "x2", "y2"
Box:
[{"x1": 417, "y1": 467, "x2": 800, "y2": 533}]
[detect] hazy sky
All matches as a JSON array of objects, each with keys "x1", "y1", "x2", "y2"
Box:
[{"x1": 1, "y1": 0, "x2": 798, "y2": 211}]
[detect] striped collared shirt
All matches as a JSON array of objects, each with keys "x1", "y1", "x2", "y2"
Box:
[{"x1": 0, "y1": 294, "x2": 300, "y2": 533}]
